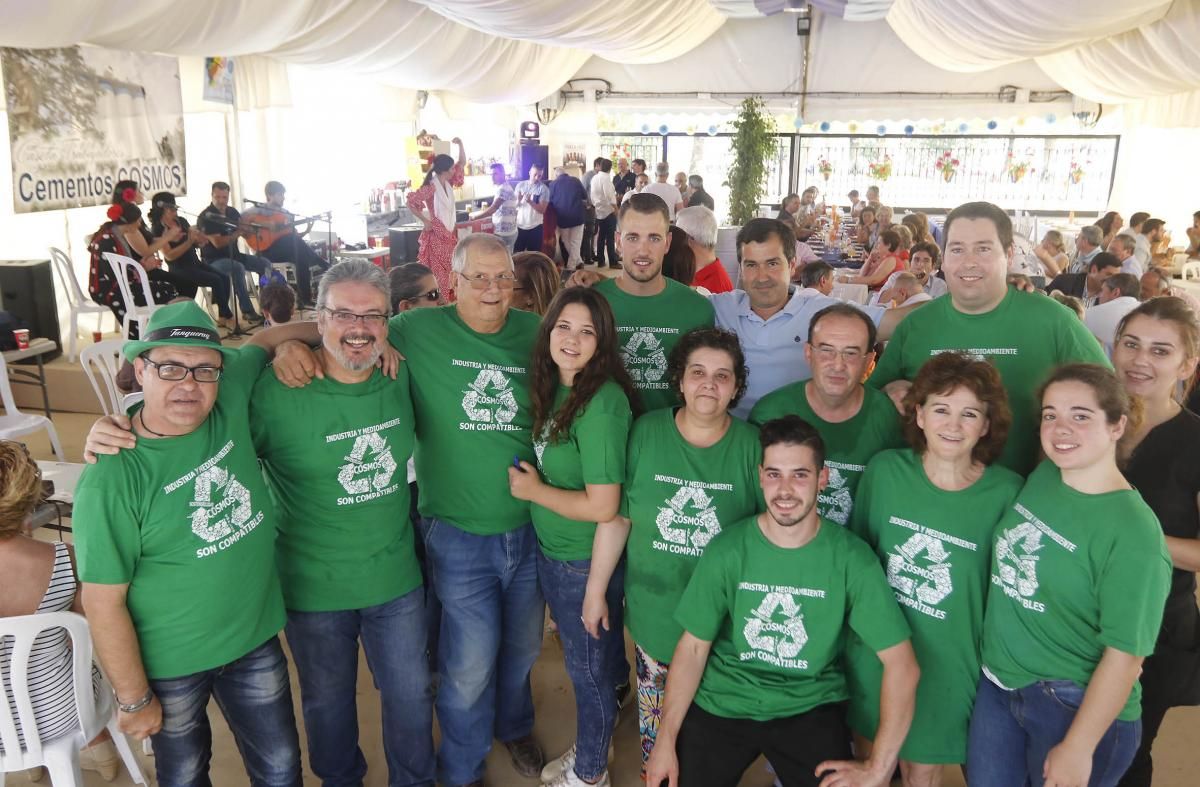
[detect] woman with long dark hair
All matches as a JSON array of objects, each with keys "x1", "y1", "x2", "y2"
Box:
[
  {"x1": 148, "y1": 191, "x2": 239, "y2": 328},
  {"x1": 968, "y1": 364, "x2": 1172, "y2": 787},
  {"x1": 406, "y1": 138, "x2": 466, "y2": 299},
  {"x1": 1111, "y1": 298, "x2": 1200, "y2": 786},
  {"x1": 507, "y1": 287, "x2": 638, "y2": 787}
]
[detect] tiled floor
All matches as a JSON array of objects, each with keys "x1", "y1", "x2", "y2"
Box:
[{"x1": 9, "y1": 415, "x2": 1199, "y2": 786}]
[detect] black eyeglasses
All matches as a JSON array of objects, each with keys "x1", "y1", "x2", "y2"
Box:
[
  {"x1": 408, "y1": 288, "x2": 440, "y2": 303},
  {"x1": 320, "y1": 308, "x2": 390, "y2": 327},
  {"x1": 140, "y1": 355, "x2": 223, "y2": 382}
]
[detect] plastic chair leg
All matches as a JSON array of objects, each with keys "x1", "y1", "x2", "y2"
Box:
[
  {"x1": 106, "y1": 717, "x2": 148, "y2": 785},
  {"x1": 41, "y1": 744, "x2": 83, "y2": 786},
  {"x1": 44, "y1": 421, "x2": 65, "y2": 462},
  {"x1": 67, "y1": 313, "x2": 79, "y2": 362}
]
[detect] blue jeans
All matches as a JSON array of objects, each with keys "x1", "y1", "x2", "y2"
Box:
[
  {"x1": 967, "y1": 675, "x2": 1141, "y2": 787},
  {"x1": 207, "y1": 257, "x2": 257, "y2": 316},
  {"x1": 537, "y1": 551, "x2": 626, "y2": 781},
  {"x1": 285, "y1": 588, "x2": 434, "y2": 786},
  {"x1": 149, "y1": 636, "x2": 301, "y2": 787},
  {"x1": 420, "y1": 517, "x2": 544, "y2": 785}
]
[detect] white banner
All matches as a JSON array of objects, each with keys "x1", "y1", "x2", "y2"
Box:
[{"x1": 2, "y1": 46, "x2": 186, "y2": 213}]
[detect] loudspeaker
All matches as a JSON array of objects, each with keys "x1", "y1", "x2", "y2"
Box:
[
  {"x1": 388, "y1": 226, "x2": 423, "y2": 268},
  {"x1": 517, "y1": 145, "x2": 549, "y2": 181},
  {"x1": 0, "y1": 259, "x2": 62, "y2": 361}
]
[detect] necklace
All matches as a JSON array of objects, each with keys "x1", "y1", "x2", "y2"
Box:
[{"x1": 137, "y1": 409, "x2": 172, "y2": 438}]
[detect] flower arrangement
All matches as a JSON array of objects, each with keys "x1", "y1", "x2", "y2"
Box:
[
  {"x1": 817, "y1": 157, "x2": 833, "y2": 181},
  {"x1": 1068, "y1": 160, "x2": 1086, "y2": 184},
  {"x1": 1006, "y1": 152, "x2": 1032, "y2": 183},
  {"x1": 867, "y1": 155, "x2": 892, "y2": 182},
  {"x1": 935, "y1": 151, "x2": 959, "y2": 182}
]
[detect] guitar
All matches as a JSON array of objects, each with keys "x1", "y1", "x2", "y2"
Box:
[{"x1": 240, "y1": 206, "x2": 326, "y2": 252}]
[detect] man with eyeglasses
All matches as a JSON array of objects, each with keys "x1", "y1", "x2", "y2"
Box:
[
  {"x1": 264, "y1": 234, "x2": 545, "y2": 785},
  {"x1": 749, "y1": 303, "x2": 904, "y2": 527},
  {"x1": 83, "y1": 262, "x2": 437, "y2": 785},
  {"x1": 73, "y1": 301, "x2": 314, "y2": 787}
]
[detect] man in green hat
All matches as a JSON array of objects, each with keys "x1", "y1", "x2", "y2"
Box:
[{"x1": 74, "y1": 301, "x2": 314, "y2": 787}]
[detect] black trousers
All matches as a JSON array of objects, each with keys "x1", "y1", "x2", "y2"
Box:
[
  {"x1": 261, "y1": 235, "x2": 330, "y2": 303},
  {"x1": 514, "y1": 226, "x2": 544, "y2": 254},
  {"x1": 595, "y1": 213, "x2": 618, "y2": 267},
  {"x1": 581, "y1": 205, "x2": 597, "y2": 263},
  {"x1": 1118, "y1": 597, "x2": 1200, "y2": 786},
  {"x1": 167, "y1": 262, "x2": 233, "y2": 318},
  {"x1": 674, "y1": 702, "x2": 852, "y2": 787}
]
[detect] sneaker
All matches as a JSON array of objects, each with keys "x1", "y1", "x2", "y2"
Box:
[
  {"x1": 242, "y1": 312, "x2": 265, "y2": 326},
  {"x1": 504, "y1": 734, "x2": 545, "y2": 778},
  {"x1": 541, "y1": 742, "x2": 615, "y2": 782},
  {"x1": 545, "y1": 767, "x2": 611, "y2": 787}
]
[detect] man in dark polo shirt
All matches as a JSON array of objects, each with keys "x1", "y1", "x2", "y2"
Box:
[
  {"x1": 549, "y1": 166, "x2": 589, "y2": 270},
  {"x1": 613, "y1": 158, "x2": 636, "y2": 200},
  {"x1": 687, "y1": 175, "x2": 715, "y2": 210}
]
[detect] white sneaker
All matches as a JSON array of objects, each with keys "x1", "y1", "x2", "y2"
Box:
[
  {"x1": 544, "y1": 764, "x2": 611, "y2": 787},
  {"x1": 540, "y1": 743, "x2": 615, "y2": 783}
]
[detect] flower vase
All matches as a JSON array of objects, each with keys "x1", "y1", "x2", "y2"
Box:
[
  {"x1": 1070, "y1": 172, "x2": 1082, "y2": 184},
  {"x1": 942, "y1": 171, "x2": 954, "y2": 183}
]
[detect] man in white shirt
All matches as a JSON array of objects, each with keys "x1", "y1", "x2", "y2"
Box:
[
  {"x1": 622, "y1": 173, "x2": 649, "y2": 204},
  {"x1": 471, "y1": 163, "x2": 518, "y2": 253},
  {"x1": 513, "y1": 165, "x2": 550, "y2": 253},
  {"x1": 1136, "y1": 218, "x2": 1166, "y2": 270},
  {"x1": 1109, "y1": 234, "x2": 1144, "y2": 278},
  {"x1": 642, "y1": 162, "x2": 685, "y2": 220},
  {"x1": 1084, "y1": 273, "x2": 1141, "y2": 356},
  {"x1": 589, "y1": 158, "x2": 620, "y2": 268},
  {"x1": 886, "y1": 272, "x2": 933, "y2": 308}
]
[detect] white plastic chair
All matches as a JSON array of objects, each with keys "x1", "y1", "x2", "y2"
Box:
[
  {"x1": 48, "y1": 248, "x2": 111, "y2": 363},
  {"x1": 1183, "y1": 261, "x2": 1200, "y2": 281},
  {"x1": 0, "y1": 612, "x2": 147, "y2": 785},
  {"x1": 78, "y1": 340, "x2": 127, "y2": 416},
  {"x1": 0, "y1": 356, "x2": 63, "y2": 461},
  {"x1": 102, "y1": 253, "x2": 162, "y2": 341}
]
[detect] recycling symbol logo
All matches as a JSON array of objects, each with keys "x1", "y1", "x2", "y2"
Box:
[
  {"x1": 820, "y1": 467, "x2": 853, "y2": 526},
  {"x1": 887, "y1": 532, "x2": 954, "y2": 607},
  {"x1": 656, "y1": 485, "x2": 721, "y2": 548},
  {"x1": 743, "y1": 591, "x2": 808, "y2": 658},
  {"x1": 621, "y1": 331, "x2": 667, "y2": 383},
  {"x1": 462, "y1": 369, "x2": 518, "y2": 423},
  {"x1": 337, "y1": 432, "x2": 398, "y2": 495},
  {"x1": 995, "y1": 522, "x2": 1043, "y2": 598},
  {"x1": 190, "y1": 466, "x2": 253, "y2": 543}
]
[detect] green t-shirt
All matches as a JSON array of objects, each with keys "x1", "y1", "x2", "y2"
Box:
[
  {"x1": 749, "y1": 382, "x2": 904, "y2": 526},
  {"x1": 74, "y1": 346, "x2": 285, "y2": 680},
  {"x1": 981, "y1": 461, "x2": 1172, "y2": 721},
  {"x1": 845, "y1": 449, "x2": 1023, "y2": 763},
  {"x1": 677, "y1": 515, "x2": 911, "y2": 721},
  {"x1": 594, "y1": 277, "x2": 715, "y2": 411},
  {"x1": 868, "y1": 289, "x2": 1110, "y2": 475},
  {"x1": 249, "y1": 365, "x2": 422, "y2": 612},
  {"x1": 388, "y1": 306, "x2": 539, "y2": 535},
  {"x1": 622, "y1": 409, "x2": 762, "y2": 663},
  {"x1": 532, "y1": 381, "x2": 632, "y2": 561}
]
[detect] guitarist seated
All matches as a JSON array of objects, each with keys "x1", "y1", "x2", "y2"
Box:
[{"x1": 247, "y1": 180, "x2": 330, "y2": 307}]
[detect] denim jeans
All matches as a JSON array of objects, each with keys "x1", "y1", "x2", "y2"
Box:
[
  {"x1": 149, "y1": 636, "x2": 301, "y2": 787},
  {"x1": 537, "y1": 551, "x2": 626, "y2": 781},
  {"x1": 207, "y1": 257, "x2": 256, "y2": 316},
  {"x1": 420, "y1": 517, "x2": 544, "y2": 785},
  {"x1": 967, "y1": 675, "x2": 1141, "y2": 787},
  {"x1": 285, "y1": 588, "x2": 434, "y2": 787}
]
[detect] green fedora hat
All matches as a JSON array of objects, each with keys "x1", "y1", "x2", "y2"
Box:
[{"x1": 123, "y1": 301, "x2": 236, "y2": 362}]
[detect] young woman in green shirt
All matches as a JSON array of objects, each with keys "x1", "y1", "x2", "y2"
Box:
[
  {"x1": 506, "y1": 286, "x2": 637, "y2": 787},
  {"x1": 968, "y1": 364, "x2": 1172, "y2": 787}
]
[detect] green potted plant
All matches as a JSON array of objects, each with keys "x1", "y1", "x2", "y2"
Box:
[{"x1": 724, "y1": 96, "x2": 777, "y2": 225}]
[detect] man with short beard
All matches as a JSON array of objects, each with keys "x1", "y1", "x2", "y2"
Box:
[
  {"x1": 594, "y1": 193, "x2": 714, "y2": 410},
  {"x1": 644, "y1": 415, "x2": 917, "y2": 787}
]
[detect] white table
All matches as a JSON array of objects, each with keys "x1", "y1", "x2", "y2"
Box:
[
  {"x1": 832, "y1": 283, "x2": 869, "y2": 305},
  {"x1": 27, "y1": 460, "x2": 85, "y2": 531}
]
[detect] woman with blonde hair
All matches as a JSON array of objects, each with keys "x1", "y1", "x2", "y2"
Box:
[
  {"x1": 0, "y1": 442, "x2": 117, "y2": 779},
  {"x1": 513, "y1": 251, "x2": 562, "y2": 316},
  {"x1": 1111, "y1": 298, "x2": 1200, "y2": 786}
]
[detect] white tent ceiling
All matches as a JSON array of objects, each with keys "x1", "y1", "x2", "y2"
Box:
[{"x1": 0, "y1": 0, "x2": 1197, "y2": 122}]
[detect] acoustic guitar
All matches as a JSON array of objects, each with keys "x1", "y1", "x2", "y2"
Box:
[{"x1": 241, "y1": 207, "x2": 325, "y2": 252}]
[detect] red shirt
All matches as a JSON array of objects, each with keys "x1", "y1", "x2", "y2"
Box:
[{"x1": 692, "y1": 258, "x2": 734, "y2": 293}]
